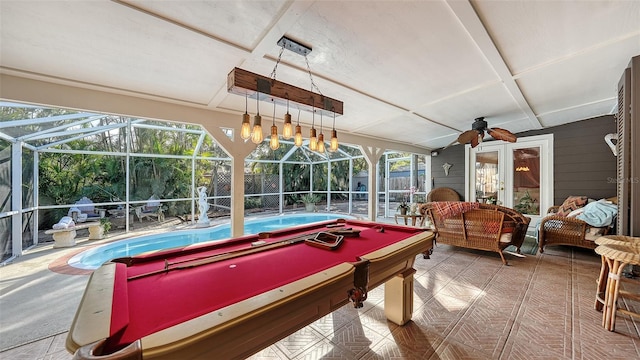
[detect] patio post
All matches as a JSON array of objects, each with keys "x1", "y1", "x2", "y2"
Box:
[
  {"x1": 11, "y1": 141, "x2": 23, "y2": 257},
  {"x1": 360, "y1": 145, "x2": 385, "y2": 221}
]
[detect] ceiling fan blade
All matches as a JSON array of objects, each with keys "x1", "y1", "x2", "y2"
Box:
[
  {"x1": 488, "y1": 128, "x2": 517, "y2": 143},
  {"x1": 440, "y1": 138, "x2": 459, "y2": 151},
  {"x1": 457, "y1": 130, "x2": 480, "y2": 144},
  {"x1": 470, "y1": 131, "x2": 483, "y2": 148}
]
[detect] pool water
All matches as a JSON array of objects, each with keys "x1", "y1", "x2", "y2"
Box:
[{"x1": 69, "y1": 213, "x2": 354, "y2": 270}]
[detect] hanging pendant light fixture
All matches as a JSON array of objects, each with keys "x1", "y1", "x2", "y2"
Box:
[
  {"x1": 294, "y1": 110, "x2": 303, "y2": 147},
  {"x1": 329, "y1": 109, "x2": 338, "y2": 152},
  {"x1": 229, "y1": 36, "x2": 343, "y2": 147},
  {"x1": 317, "y1": 112, "x2": 325, "y2": 153},
  {"x1": 269, "y1": 99, "x2": 280, "y2": 150},
  {"x1": 240, "y1": 92, "x2": 251, "y2": 140},
  {"x1": 282, "y1": 95, "x2": 293, "y2": 139},
  {"x1": 251, "y1": 94, "x2": 263, "y2": 144},
  {"x1": 309, "y1": 106, "x2": 318, "y2": 151}
]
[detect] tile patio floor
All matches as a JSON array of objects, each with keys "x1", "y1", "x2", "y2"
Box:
[{"x1": 2, "y1": 229, "x2": 639, "y2": 359}]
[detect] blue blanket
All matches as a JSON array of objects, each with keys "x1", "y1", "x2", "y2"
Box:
[{"x1": 576, "y1": 200, "x2": 617, "y2": 227}]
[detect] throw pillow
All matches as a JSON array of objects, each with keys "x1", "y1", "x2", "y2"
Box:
[
  {"x1": 556, "y1": 196, "x2": 588, "y2": 217},
  {"x1": 502, "y1": 221, "x2": 515, "y2": 233}
]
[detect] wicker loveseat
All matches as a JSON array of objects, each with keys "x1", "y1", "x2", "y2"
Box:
[
  {"x1": 538, "y1": 196, "x2": 617, "y2": 253},
  {"x1": 419, "y1": 202, "x2": 531, "y2": 264}
]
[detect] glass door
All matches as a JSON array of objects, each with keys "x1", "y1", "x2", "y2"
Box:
[
  {"x1": 466, "y1": 134, "x2": 553, "y2": 226},
  {"x1": 471, "y1": 147, "x2": 504, "y2": 204},
  {"x1": 511, "y1": 147, "x2": 542, "y2": 217}
]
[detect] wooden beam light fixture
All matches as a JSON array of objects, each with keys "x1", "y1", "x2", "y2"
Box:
[
  {"x1": 228, "y1": 36, "x2": 343, "y2": 150},
  {"x1": 228, "y1": 67, "x2": 343, "y2": 117}
]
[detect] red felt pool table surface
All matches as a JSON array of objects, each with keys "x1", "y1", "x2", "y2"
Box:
[{"x1": 66, "y1": 219, "x2": 433, "y2": 360}]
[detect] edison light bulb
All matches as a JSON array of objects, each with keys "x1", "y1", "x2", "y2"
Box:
[
  {"x1": 329, "y1": 129, "x2": 338, "y2": 152},
  {"x1": 251, "y1": 114, "x2": 263, "y2": 144},
  {"x1": 317, "y1": 133, "x2": 325, "y2": 153},
  {"x1": 240, "y1": 113, "x2": 251, "y2": 140},
  {"x1": 294, "y1": 125, "x2": 303, "y2": 147},
  {"x1": 309, "y1": 128, "x2": 318, "y2": 151},
  {"x1": 269, "y1": 125, "x2": 280, "y2": 150},
  {"x1": 282, "y1": 113, "x2": 293, "y2": 139}
]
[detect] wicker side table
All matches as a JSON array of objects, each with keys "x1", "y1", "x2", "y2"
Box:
[{"x1": 594, "y1": 237, "x2": 640, "y2": 331}]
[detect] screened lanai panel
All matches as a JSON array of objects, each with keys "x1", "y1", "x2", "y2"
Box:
[
  {"x1": 340, "y1": 146, "x2": 362, "y2": 157},
  {"x1": 80, "y1": 116, "x2": 129, "y2": 154},
  {"x1": 198, "y1": 137, "x2": 230, "y2": 159},
  {"x1": 0, "y1": 137, "x2": 11, "y2": 262},
  {"x1": 128, "y1": 156, "x2": 191, "y2": 205},
  {"x1": 38, "y1": 153, "x2": 126, "y2": 206},
  {"x1": 22, "y1": 147, "x2": 34, "y2": 208},
  {"x1": 330, "y1": 159, "x2": 350, "y2": 192},
  {"x1": 282, "y1": 146, "x2": 311, "y2": 162},
  {"x1": 415, "y1": 155, "x2": 427, "y2": 192},
  {"x1": 197, "y1": 161, "x2": 232, "y2": 215},
  {"x1": 130, "y1": 122, "x2": 204, "y2": 155},
  {"x1": 21, "y1": 212, "x2": 34, "y2": 251},
  {"x1": 0, "y1": 103, "x2": 104, "y2": 147},
  {"x1": 244, "y1": 142, "x2": 283, "y2": 212},
  {"x1": 0, "y1": 217, "x2": 11, "y2": 262},
  {"x1": 246, "y1": 141, "x2": 289, "y2": 161},
  {"x1": 282, "y1": 162, "x2": 311, "y2": 191},
  {"x1": 0, "y1": 140, "x2": 10, "y2": 213},
  {"x1": 388, "y1": 155, "x2": 413, "y2": 194},
  {"x1": 306, "y1": 151, "x2": 328, "y2": 163},
  {"x1": 245, "y1": 140, "x2": 362, "y2": 163},
  {"x1": 377, "y1": 157, "x2": 387, "y2": 218},
  {"x1": 312, "y1": 163, "x2": 328, "y2": 193}
]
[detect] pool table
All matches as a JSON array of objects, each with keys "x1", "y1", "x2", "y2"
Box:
[{"x1": 66, "y1": 219, "x2": 433, "y2": 360}]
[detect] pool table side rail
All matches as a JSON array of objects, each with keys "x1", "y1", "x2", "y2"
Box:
[
  {"x1": 69, "y1": 262, "x2": 357, "y2": 360},
  {"x1": 113, "y1": 219, "x2": 355, "y2": 266},
  {"x1": 65, "y1": 263, "x2": 117, "y2": 355},
  {"x1": 143, "y1": 263, "x2": 357, "y2": 359},
  {"x1": 363, "y1": 231, "x2": 434, "y2": 290}
]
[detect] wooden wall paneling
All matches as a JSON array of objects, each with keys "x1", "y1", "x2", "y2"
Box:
[{"x1": 430, "y1": 145, "x2": 465, "y2": 200}]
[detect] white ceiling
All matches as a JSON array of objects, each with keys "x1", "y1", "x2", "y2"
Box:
[{"x1": 1, "y1": 0, "x2": 638, "y2": 150}]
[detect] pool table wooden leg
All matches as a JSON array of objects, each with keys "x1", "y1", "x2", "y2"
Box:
[
  {"x1": 384, "y1": 268, "x2": 416, "y2": 325},
  {"x1": 349, "y1": 259, "x2": 370, "y2": 308}
]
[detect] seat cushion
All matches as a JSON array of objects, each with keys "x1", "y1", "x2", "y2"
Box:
[
  {"x1": 500, "y1": 233, "x2": 513, "y2": 243},
  {"x1": 584, "y1": 227, "x2": 607, "y2": 241}
]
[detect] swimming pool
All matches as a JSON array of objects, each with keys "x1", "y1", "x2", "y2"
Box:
[{"x1": 69, "y1": 213, "x2": 355, "y2": 270}]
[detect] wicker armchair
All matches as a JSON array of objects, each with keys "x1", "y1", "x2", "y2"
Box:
[
  {"x1": 420, "y1": 202, "x2": 530, "y2": 264},
  {"x1": 538, "y1": 205, "x2": 612, "y2": 253},
  {"x1": 426, "y1": 187, "x2": 461, "y2": 202}
]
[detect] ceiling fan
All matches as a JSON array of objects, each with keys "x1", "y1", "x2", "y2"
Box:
[{"x1": 445, "y1": 117, "x2": 517, "y2": 149}]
